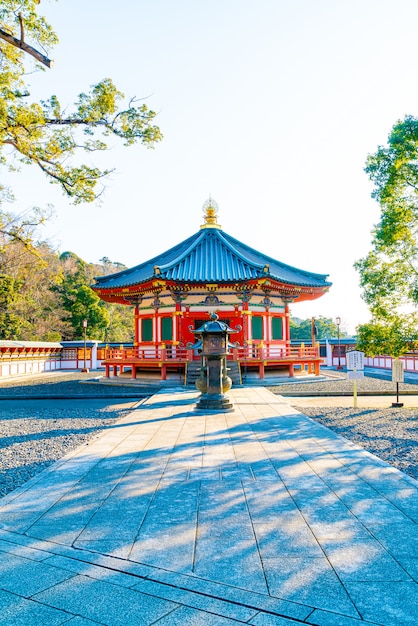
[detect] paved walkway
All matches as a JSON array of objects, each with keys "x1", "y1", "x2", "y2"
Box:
[{"x1": 0, "y1": 387, "x2": 417, "y2": 625}]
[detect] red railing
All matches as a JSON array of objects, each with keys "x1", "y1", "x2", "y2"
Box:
[{"x1": 104, "y1": 344, "x2": 320, "y2": 363}]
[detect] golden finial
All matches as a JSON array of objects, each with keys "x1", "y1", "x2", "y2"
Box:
[{"x1": 200, "y1": 196, "x2": 222, "y2": 229}]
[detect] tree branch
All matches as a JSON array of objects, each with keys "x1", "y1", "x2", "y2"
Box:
[
  {"x1": 18, "y1": 13, "x2": 24, "y2": 44},
  {"x1": 0, "y1": 27, "x2": 53, "y2": 68}
]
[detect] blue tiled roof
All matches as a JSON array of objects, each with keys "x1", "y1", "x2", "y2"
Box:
[{"x1": 93, "y1": 227, "x2": 331, "y2": 290}]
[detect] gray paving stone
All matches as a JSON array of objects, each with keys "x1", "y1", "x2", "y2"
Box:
[
  {"x1": 1, "y1": 386, "x2": 417, "y2": 626},
  {"x1": 150, "y1": 605, "x2": 244, "y2": 624},
  {"x1": 263, "y1": 556, "x2": 360, "y2": 617},
  {"x1": 74, "y1": 539, "x2": 134, "y2": 559},
  {"x1": 43, "y1": 554, "x2": 138, "y2": 587},
  {"x1": 129, "y1": 522, "x2": 197, "y2": 571},
  {"x1": 133, "y1": 578, "x2": 258, "y2": 621},
  {"x1": 250, "y1": 613, "x2": 312, "y2": 625},
  {"x1": 323, "y1": 540, "x2": 411, "y2": 582},
  {"x1": 0, "y1": 553, "x2": 75, "y2": 597},
  {"x1": 65, "y1": 618, "x2": 103, "y2": 625},
  {"x1": 33, "y1": 574, "x2": 178, "y2": 626},
  {"x1": 0, "y1": 538, "x2": 51, "y2": 562},
  {"x1": 307, "y1": 608, "x2": 380, "y2": 625},
  {"x1": 148, "y1": 569, "x2": 313, "y2": 622},
  {"x1": 253, "y1": 520, "x2": 323, "y2": 557},
  {"x1": 347, "y1": 497, "x2": 414, "y2": 525},
  {"x1": 193, "y1": 559, "x2": 268, "y2": 594},
  {"x1": 0, "y1": 589, "x2": 70, "y2": 625},
  {"x1": 367, "y1": 521, "x2": 418, "y2": 557},
  {"x1": 397, "y1": 557, "x2": 418, "y2": 581},
  {"x1": 345, "y1": 581, "x2": 418, "y2": 624}
]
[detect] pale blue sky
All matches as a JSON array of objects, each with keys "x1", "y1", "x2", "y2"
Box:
[{"x1": 5, "y1": 0, "x2": 418, "y2": 332}]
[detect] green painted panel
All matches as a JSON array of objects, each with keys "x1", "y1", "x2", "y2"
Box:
[
  {"x1": 142, "y1": 318, "x2": 153, "y2": 341},
  {"x1": 272, "y1": 317, "x2": 283, "y2": 340},
  {"x1": 161, "y1": 317, "x2": 172, "y2": 341},
  {"x1": 252, "y1": 316, "x2": 263, "y2": 340}
]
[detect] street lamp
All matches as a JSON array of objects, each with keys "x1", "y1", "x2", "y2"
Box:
[
  {"x1": 336, "y1": 316, "x2": 342, "y2": 370},
  {"x1": 82, "y1": 318, "x2": 89, "y2": 373}
]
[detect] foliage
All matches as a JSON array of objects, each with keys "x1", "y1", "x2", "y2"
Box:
[
  {"x1": 356, "y1": 315, "x2": 418, "y2": 358},
  {"x1": 0, "y1": 217, "x2": 133, "y2": 341},
  {"x1": 0, "y1": 2, "x2": 160, "y2": 339},
  {"x1": 0, "y1": 0, "x2": 162, "y2": 206},
  {"x1": 356, "y1": 115, "x2": 418, "y2": 355},
  {"x1": 57, "y1": 251, "x2": 132, "y2": 341},
  {"x1": 290, "y1": 316, "x2": 345, "y2": 341},
  {"x1": 0, "y1": 274, "x2": 27, "y2": 338}
]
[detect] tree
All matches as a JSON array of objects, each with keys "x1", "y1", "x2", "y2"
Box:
[
  {"x1": 0, "y1": 224, "x2": 72, "y2": 340},
  {"x1": 70, "y1": 285, "x2": 110, "y2": 340},
  {"x1": 0, "y1": 1, "x2": 162, "y2": 207},
  {"x1": 355, "y1": 115, "x2": 418, "y2": 354},
  {"x1": 290, "y1": 316, "x2": 344, "y2": 342},
  {"x1": 0, "y1": 274, "x2": 27, "y2": 338},
  {"x1": 58, "y1": 251, "x2": 133, "y2": 341},
  {"x1": 355, "y1": 315, "x2": 418, "y2": 358}
]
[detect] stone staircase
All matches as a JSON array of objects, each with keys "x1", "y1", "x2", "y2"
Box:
[{"x1": 185, "y1": 360, "x2": 242, "y2": 387}]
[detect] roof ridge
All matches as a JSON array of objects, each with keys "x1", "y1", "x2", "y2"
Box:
[
  {"x1": 220, "y1": 230, "x2": 330, "y2": 282},
  {"x1": 216, "y1": 230, "x2": 266, "y2": 271},
  {"x1": 157, "y1": 230, "x2": 206, "y2": 271}
]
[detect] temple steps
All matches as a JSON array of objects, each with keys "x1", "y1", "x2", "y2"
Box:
[{"x1": 185, "y1": 361, "x2": 242, "y2": 387}]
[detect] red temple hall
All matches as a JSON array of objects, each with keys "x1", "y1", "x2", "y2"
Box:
[{"x1": 93, "y1": 199, "x2": 331, "y2": 381}]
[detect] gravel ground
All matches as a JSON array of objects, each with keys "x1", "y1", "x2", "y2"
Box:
[
  {"x1": 270, "y1": 374, "x2": 418, "y2": 395},
  {"x1": 0, "y1": 371, "x2": 159, "y2": 398},
  {"x1": 0, "y1": 400, "x2": 139, "y2": 497},
  {"x1": 271, "y1": 375, "x2": 418, "y2": 481},
  {"x1": 294, "y1": 405, "x2": 418, "y2": 480},
  {"x1": 0, "y1": 372, "x2": 155, "y2": 498},
  {"x1": 1, "y1": 371, "x2": 417, "y2": 500}
]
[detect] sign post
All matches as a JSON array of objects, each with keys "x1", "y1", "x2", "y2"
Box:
[
  {"x1": 391, "y1": 359, "x2": 404, "y2": 407},
  {"x1": 346, "y1": 350, "x2": 365, "y2": 408}
]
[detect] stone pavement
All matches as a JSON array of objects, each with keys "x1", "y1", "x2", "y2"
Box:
[{"x1": 0, "y1": 387, "x2": 417, "y2": 625}]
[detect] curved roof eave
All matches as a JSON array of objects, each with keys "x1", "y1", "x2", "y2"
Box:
[
  {"x1": 218, "y1": 230, "x2": 330, "y2": 286},
  {"x1": 93, "y1": 226, "x2": 331, "y2": 291}
]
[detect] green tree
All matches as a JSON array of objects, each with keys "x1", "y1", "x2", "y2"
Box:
[
  {"x1": 58, "y1": 252, "x2": 134, "y2": 341},
  {"x1": 70, "y1": 285, "x2": 110, "y2": 340},
  {"x1": 355, "y1": 115, "x2": 418, "y2": 355},
  {"x1": 0, "y1": 1, "x2": 162, "y2": 207},
  {"x1": 0, "y1": 274, "x2": 27, "y2": 338},
  {"x1": 290, "y1": 316, "x2": 344, "y2": 341},
  {"x1": 355, "y1": 315, "x2": 418, "y2": 358},
  {"x1": 0, "y1": 211, "x2": 71, "y2": 340}
]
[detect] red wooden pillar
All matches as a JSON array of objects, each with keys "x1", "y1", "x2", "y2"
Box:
[
  {"x1": 174, "y1": 301, "x2": 182, "y2": 347},
  {"x1": 284, "y1": 302, "x2": 291, "y2": 355},
  {"x1": 134, "y1": 305, "x2": 140, "y2": 346}
]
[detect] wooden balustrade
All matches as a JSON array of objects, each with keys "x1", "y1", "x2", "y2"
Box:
[{"x1": 104, "y1": 343, "x2": 320, "y2": 363}]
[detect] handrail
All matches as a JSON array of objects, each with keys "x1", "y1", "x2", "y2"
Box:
[{"x1": 104, "y1": 344, "x2": 320, "y2": 362}]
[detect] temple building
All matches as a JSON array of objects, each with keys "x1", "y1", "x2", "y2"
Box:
[{"x1": 93, "y1": 199, "x2": 331, "y2": 381}]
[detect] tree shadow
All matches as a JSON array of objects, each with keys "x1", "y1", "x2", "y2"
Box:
[{"x1": 1, "y1": 397, "x2": 417, "y2": 623}]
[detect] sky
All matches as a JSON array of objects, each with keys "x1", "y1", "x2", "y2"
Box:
[{"x1": 4, "y1": 0, "x2": 418, "y2": 333}]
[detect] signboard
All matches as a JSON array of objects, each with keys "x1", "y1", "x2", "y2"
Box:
[
  {"x1": 346, "y1": 350, "x2": 365, "y2": 371},
  {"x1": 347, "y1": 370, "x2": 364, "y2": 380},
  {"x1": 392, "y1": 359, "x2": 404, "y2": 383}
]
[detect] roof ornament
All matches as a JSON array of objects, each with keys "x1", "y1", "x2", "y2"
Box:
[{"x1": 200, "y1": 196, "x2": 222, "y2": 230}]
